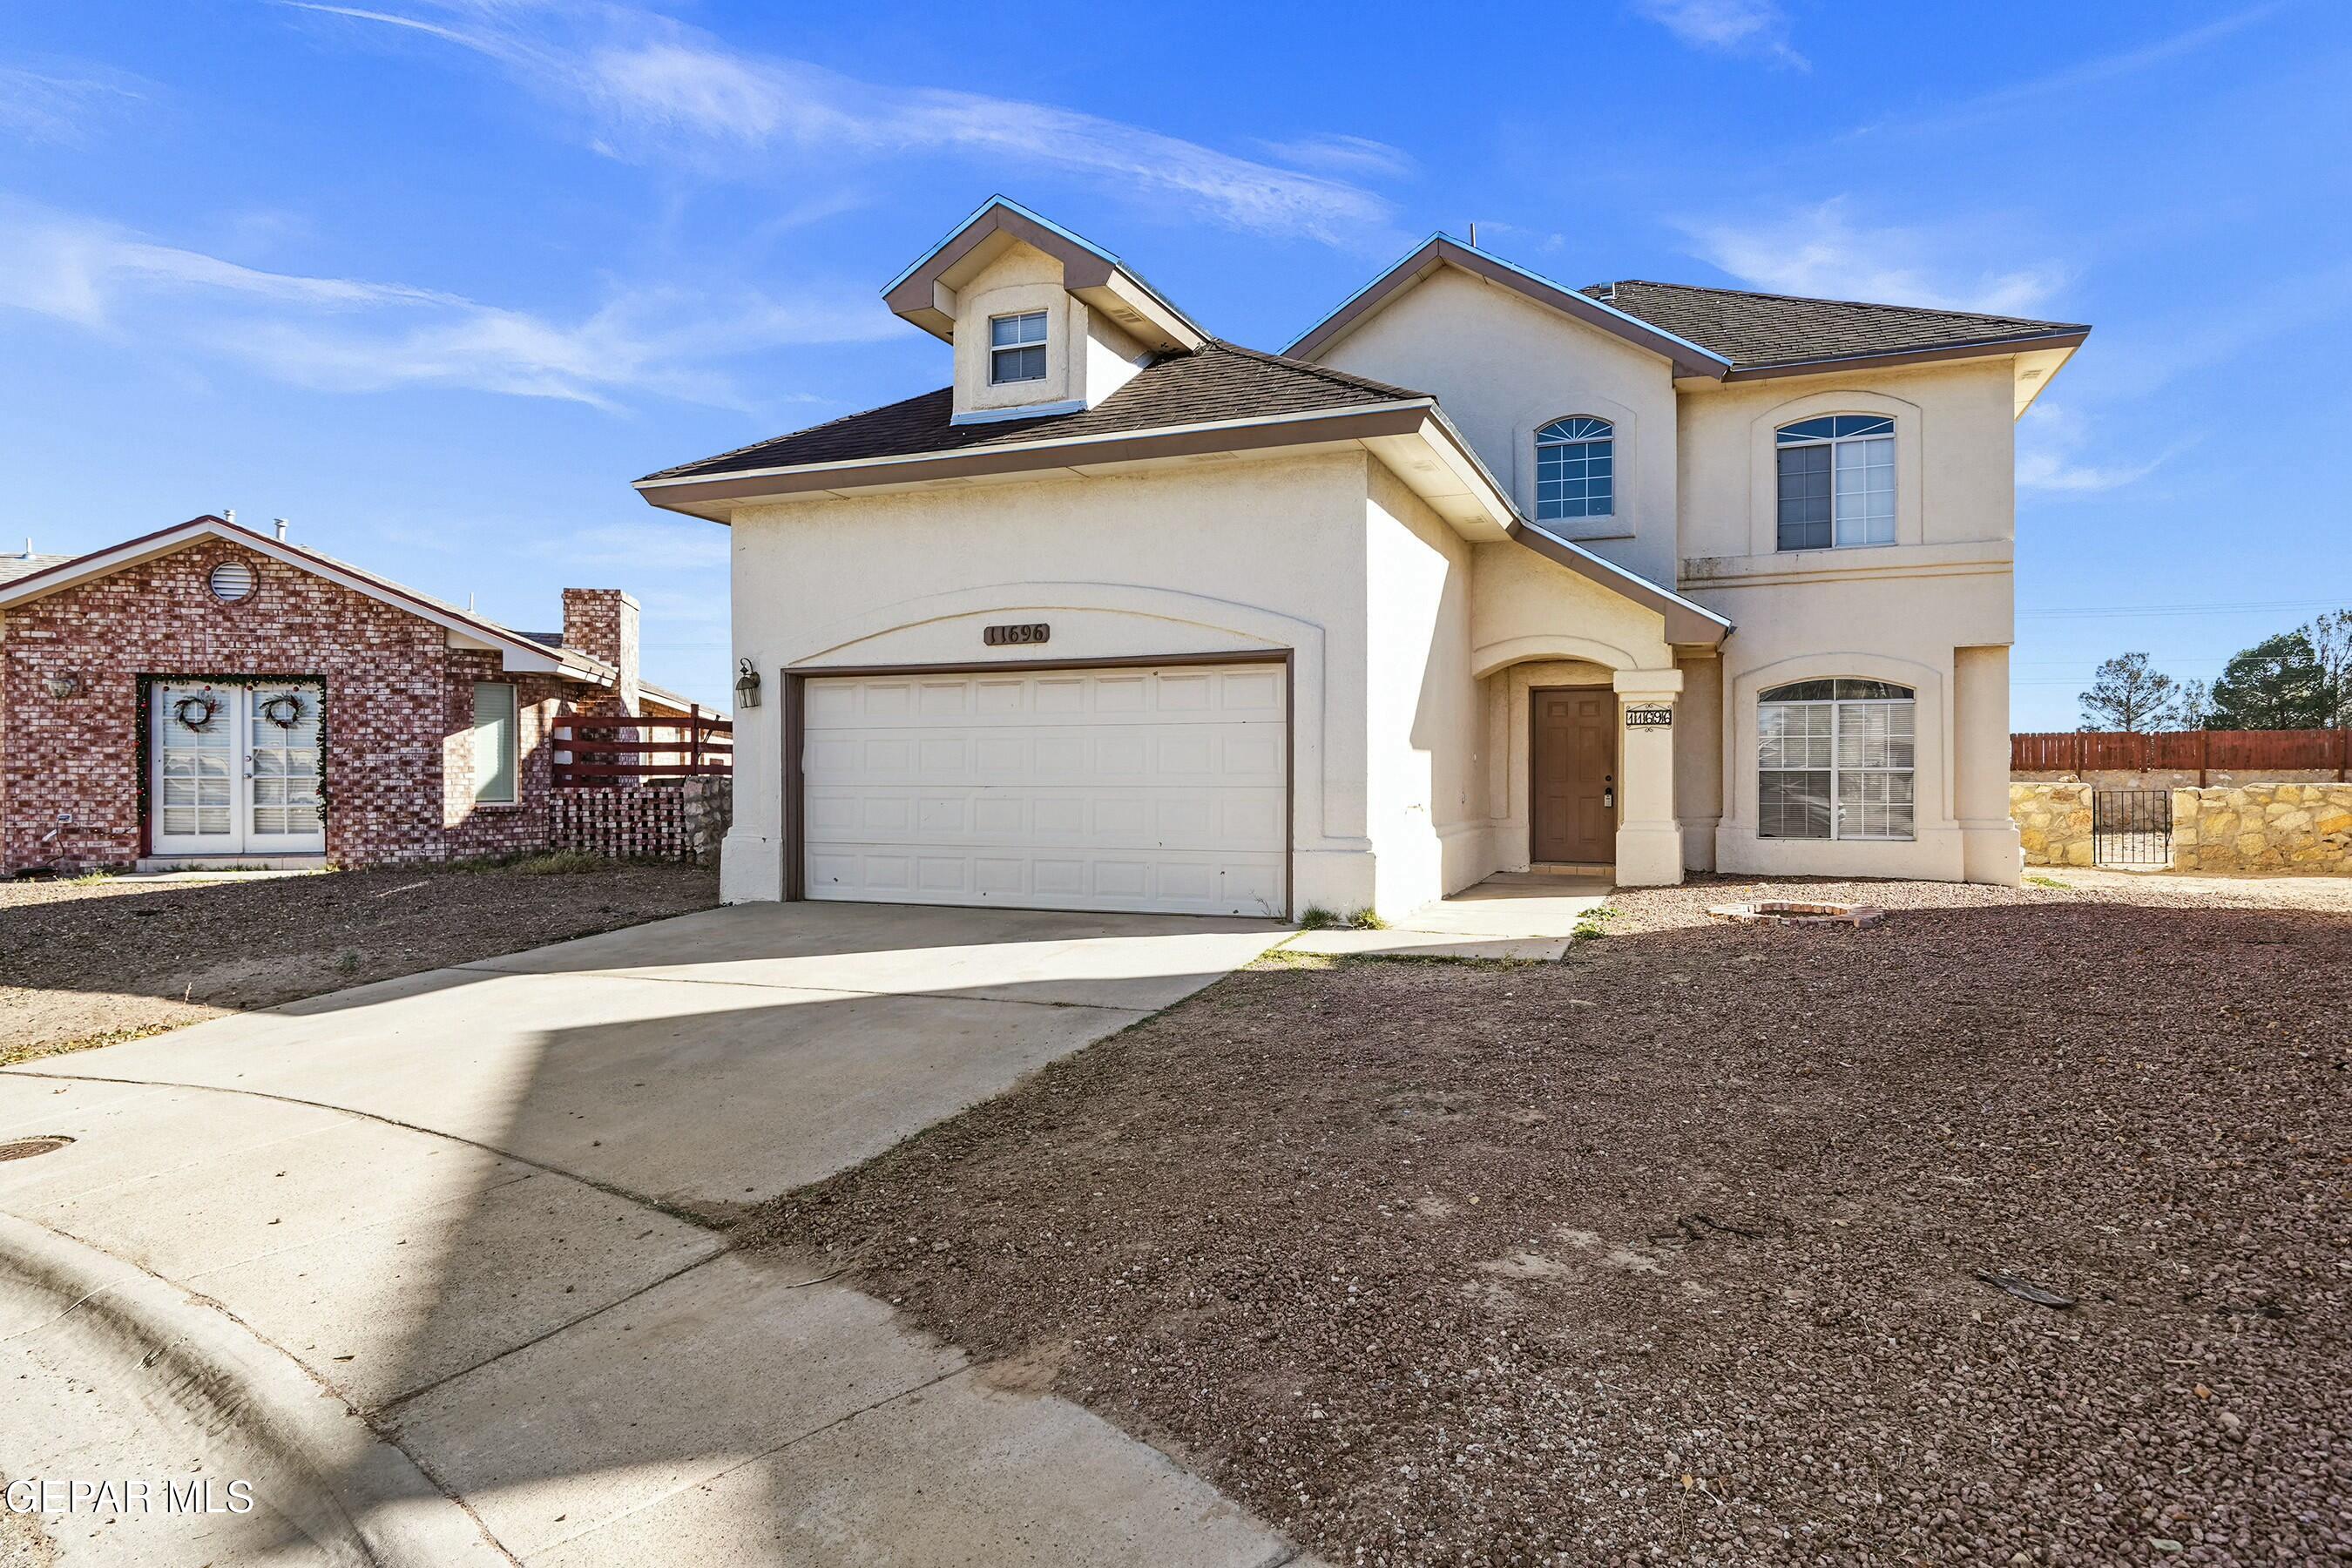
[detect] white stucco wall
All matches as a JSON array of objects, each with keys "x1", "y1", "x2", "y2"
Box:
[
  {"x1": 1363, "y1": 464, "x2": 1485, "y2": 915},
  {"x1": 1678, "y1": 359, "x2": 2021, "y2": 882},
  {"x1": 723, "y1": 450, "x2": 1389, "y2": 911},
  {"x1": 1314, "y1": 265, "x2": 1683, "y2": 586}
]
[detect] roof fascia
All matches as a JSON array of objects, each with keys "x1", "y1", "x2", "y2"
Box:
[
  {"x1": 1715, "y1": 328, "x2": 2092, "y2": 382},
  {"x1": 632, "y1": 400, "x2": 1439, "y2": 508},
  {"x1": 1285, "y1": 234, "x2": 1732, "y2": 379},
  {"x1": 1502, "y1": 519, "x2": 1731, "y2": 648}
]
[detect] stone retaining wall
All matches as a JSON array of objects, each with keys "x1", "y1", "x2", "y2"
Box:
[
  {"x1": 2173, "y1": 783, "x2": 2352, "y2": 874},
  {"x1": 2011, "y1": 783, "x2": 2094, "y2": 867},
  {"x1": 2010, "y1": 781, "x2": 2352, "y2": 874}
]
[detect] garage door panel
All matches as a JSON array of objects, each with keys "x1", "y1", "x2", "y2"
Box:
[
  {"x1": 812, "y1": 733, "x2": 1285, "y2": 790},
  {"x1": 803, "y1": 662, "x2": 1286, "y2": 917}
]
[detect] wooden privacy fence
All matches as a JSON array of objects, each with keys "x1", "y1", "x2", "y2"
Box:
[
  {"x1": 2013, "y1": 729, "x2": 2352, "y2": 779},
  {"x1": 552, "y1": 712, "x2": 733, "y2": 787}
]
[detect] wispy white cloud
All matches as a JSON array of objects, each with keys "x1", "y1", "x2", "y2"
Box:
[
  {"x1": 1849, "y1": 3, "x2": 2289, "y2": 142},
  {"x1": 285, "y1": 2, "x2": 1401, "y2": 245},
  {"x1": 1681, "y1": 197, "x2": 2069, "y2": 314},
  {"x1": 1632, "y1": 0, "x2": 1807, "y2": 70},
  {"x1": 565, "y1": 518, "x2": 731, "y2": 571},
  {"x1": 2016, "y1": 403, "x2": 2164, "y2": 495},
  {"x1": 0, "y1": 62, "x2": 150, "y2": 144},
  {"x1": 1255, "y1": 133, "x2": 1416, "y2": 181},
  {"x1": 0, "y1": 199, "x2": 893, "y2": 409}
]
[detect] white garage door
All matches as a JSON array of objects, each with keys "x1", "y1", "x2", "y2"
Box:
[{"x1": 801, "y1": 661, "x2": 1287, "y2": 916}]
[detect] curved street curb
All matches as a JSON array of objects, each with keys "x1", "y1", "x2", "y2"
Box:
[{"x1": 0, "y1": 1209, "x2": 511, "y2": 1566}]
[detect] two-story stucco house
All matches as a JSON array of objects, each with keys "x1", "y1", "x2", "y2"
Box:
[{"x1": 637, "y1": 198, "x2": 2087, "y2": 919}]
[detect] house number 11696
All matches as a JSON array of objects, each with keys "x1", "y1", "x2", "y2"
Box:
[{"x1": 983, "y1": 623, "x2": 1051, "y2": 646}]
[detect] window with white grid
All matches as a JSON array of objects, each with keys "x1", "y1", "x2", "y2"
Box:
[
  {"x1": 988, "y1": 311, "x2": 1048, "y2": 384},
  {"x1": 1758, "y1": 679, "x2": 1916, "y2": 840},
  {"x1": 1534, "y1": 416, "x2": 1613, "y2": 521},
  {"x1": 1775, "y1": 415, "x2": 1895, "y2": 550}
]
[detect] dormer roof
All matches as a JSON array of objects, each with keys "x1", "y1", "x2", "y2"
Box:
[{"x1": 882, "y1": 196, "x2": 1206, "y2": 354}]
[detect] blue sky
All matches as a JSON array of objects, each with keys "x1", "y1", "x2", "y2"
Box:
[{"x1": 2, "y1": 2, "x2": 2347, "y2": 718}]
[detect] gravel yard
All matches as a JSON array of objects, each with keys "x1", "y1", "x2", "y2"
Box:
[
  {"x1": 750, "y1": 872, "x2": 2351, "y2": 1565},
  {"x1": 0, "y1": 860, "x2": 717, "y2": 1061}
]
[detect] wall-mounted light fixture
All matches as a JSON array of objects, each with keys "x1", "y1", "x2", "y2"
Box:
[
  {"x1": 733, "y1": 657, "x2": 761, "y2": 710},
  {"x1": 43, "y1": 671, "x2": 84, "y2": 700}
]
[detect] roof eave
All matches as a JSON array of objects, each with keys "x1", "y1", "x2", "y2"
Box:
[
  {"x1": 0, "y1": 516, "x2": 584, "y2": 675},
  {"x1": 632, "y1": 401, "x2": 1443, "y2": 513},
  {"x1": 1714, "y1": 328, "x2": 2092, "y2": 382}
]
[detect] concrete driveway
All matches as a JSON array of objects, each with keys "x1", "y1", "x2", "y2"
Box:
[{"x1": 0, "y1": 901, "x2": 1299, "y2": 1566}]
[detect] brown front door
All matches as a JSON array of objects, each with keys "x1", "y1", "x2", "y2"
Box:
[{"x1": 1531, "y1": 686, "x2": 1617, "y2": 863}]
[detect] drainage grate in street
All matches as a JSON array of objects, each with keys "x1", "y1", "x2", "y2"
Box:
[{"x1": 0, "y1": 1136, "x2": 74, "y2": 1162}]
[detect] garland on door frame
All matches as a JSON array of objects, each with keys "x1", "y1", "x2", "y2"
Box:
[{"x1": 132, "y1": 675, "x2": 333, "y2": 837}]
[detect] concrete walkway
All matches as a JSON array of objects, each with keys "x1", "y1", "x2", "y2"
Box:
[
  {"x1": 0, "y1": 902, "x2": 1301, "y2": 1566},
  {"x1": 1281, "y1": 871, "x2": 1612, "y2": 961}
]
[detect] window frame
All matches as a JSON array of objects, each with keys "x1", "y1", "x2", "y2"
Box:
[
  {"x1": 1532, "y1": 415, "x2": 1615, "y2": 523},
  {"x1": 1774, "y1": 415, "x2": 1896, "y2": 551},
  {"x1": 470, "y1": 681, "x2": 520, "y2": 807},
  {"x1": 987, "y1": 310, "x2": 1050, "y2": 386},
  {"x1": 1756, "y1": 678, "x2": 1916, "y2": 842}
]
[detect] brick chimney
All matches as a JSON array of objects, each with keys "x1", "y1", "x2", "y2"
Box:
[{"x1": 562, "y1": 589, "x2": 640, "y2": 715}]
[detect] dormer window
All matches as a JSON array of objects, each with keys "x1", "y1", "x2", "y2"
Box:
[{"x1": 989, "y1": 311, "x2": 1049, "y2": 384}]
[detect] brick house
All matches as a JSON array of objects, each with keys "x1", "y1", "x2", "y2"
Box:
[{"x1": 0, "y1": 514, "x2": 706, "y2": 873}]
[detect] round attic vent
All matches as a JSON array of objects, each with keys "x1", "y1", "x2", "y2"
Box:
[{"x1": 208, "y1": 561, "x2": 256, "y2": 603}]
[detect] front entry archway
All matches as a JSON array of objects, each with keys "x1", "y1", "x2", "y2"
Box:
[{"x1": 1530, "y1": 686, "x2": 1617, "y2": 863}]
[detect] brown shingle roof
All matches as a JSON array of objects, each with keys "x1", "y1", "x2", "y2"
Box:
[
  {"x1": 639, "y1": 341, "x2": 1428, "y2": 483},
  {"x1": 1585, "y1": 280, "x2": 2087, "y2": 371}
]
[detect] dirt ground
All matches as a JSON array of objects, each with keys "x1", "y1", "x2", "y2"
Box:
[
  {"x1": 0, "y1": 862, "x2": 717, "y2": 1061},
  {"x1": 750, "y1": 872, "x2": 2351, "y2": 1565}
]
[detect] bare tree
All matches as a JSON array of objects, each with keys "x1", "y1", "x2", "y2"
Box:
[{"x1": 2078, "y1": 652, "x2": 2182, "y2": 732}]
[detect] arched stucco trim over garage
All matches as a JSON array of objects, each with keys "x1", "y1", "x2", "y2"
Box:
[
  {"x1": 781, "y1": 578, "x2": 1352, "y2": 848},
  {"x1": 1471, "y1": 633, "x2": 1646, "y2": 681}
]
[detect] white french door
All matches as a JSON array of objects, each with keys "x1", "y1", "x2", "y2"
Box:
[{"x1": 151, "y1": 682, "x2": 326, "y2": 857}]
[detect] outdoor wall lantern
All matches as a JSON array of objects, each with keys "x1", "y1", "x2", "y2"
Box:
[
  {"x1": 43, "y1": 671, "x2": 84, "y2": 700},
  {"x1": 733, "y1": 657, "x2": 761, "y2": 710}
]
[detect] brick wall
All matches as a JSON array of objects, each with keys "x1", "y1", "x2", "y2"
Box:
[
  {"x1": 561, "y1": 589, "x2": 639, "y2": 716},
  {"x1": 0, "y1": 539, "x2": 625, "y2": 873},
  {"x1": 2, "y1": 540, "x2": 451, "y2": 870},
  {"x1": 442, "y1": 649, "x2": 575, "y2": 861}
]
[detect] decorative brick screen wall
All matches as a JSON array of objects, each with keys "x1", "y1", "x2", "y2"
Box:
[{"x1": 547, "y1": 777, "x2": 729, "y2": 865}]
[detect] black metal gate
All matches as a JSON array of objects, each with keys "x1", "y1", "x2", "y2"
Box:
[{"x1": 2092, "y1": 788, "x2": 2172, "y2": 868}]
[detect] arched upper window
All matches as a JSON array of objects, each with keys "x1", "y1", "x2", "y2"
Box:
[
  {"x1": 1534, "y1": 416, "x2": 1613, "y2": 522},
  {"x1": 1759, "y1": 678, "x2": 1916, "y2": 841},
  {"x1": 1776, "y1": 414, "x2": 1894, "y2": 550}
]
